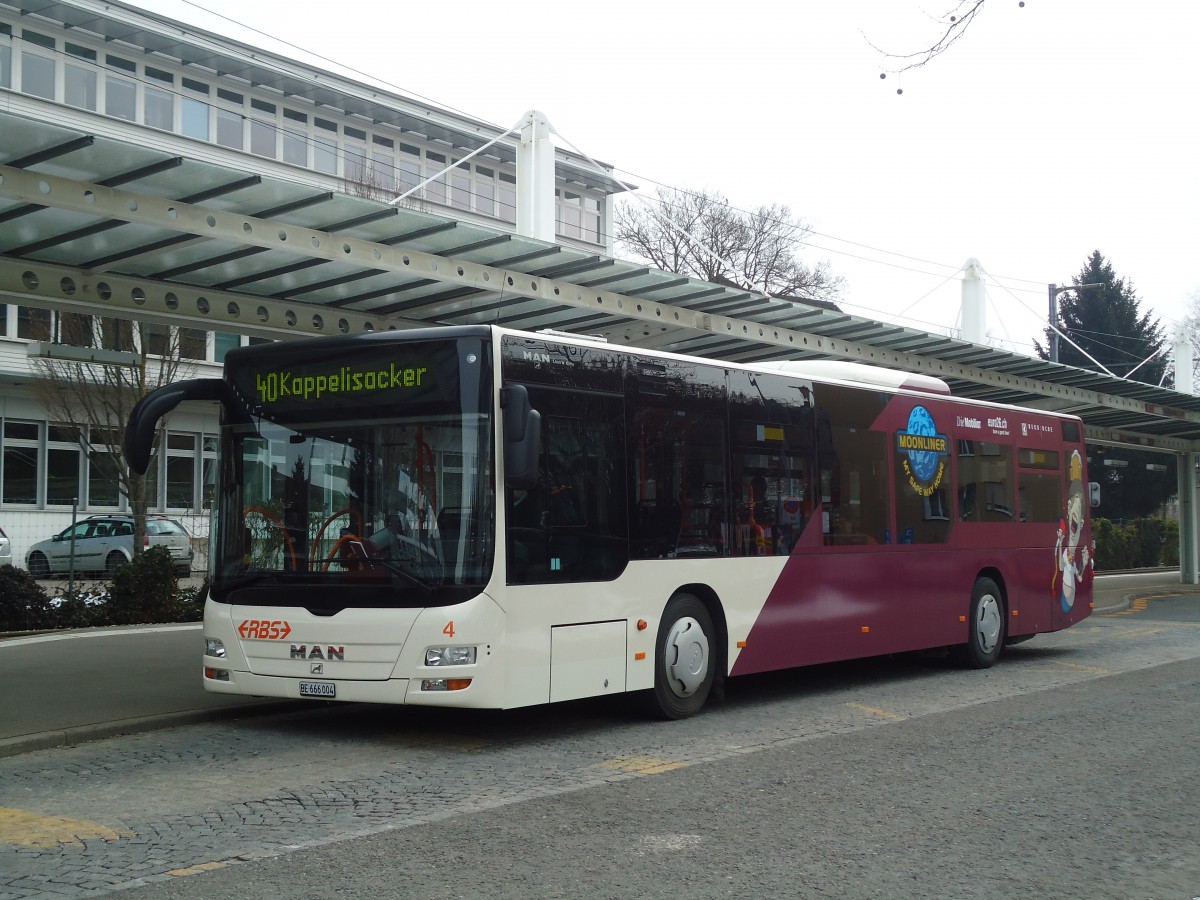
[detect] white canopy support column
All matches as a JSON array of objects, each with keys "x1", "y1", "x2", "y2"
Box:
[
  {"x1": 1179, "y1": 452, "x2": 1199, "y2": 584},
  {"x1": 961, "y1": 258, "x2": 986, "y2": 344},
  {"x1": 1174, "y1": 335, "x2": 1194, "y2": 395},
  {"x1": 517, "y1": 109, "x2": 555, "y2": 242}
]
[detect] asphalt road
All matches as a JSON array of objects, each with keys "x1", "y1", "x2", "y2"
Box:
[
  {"x1": 0, "y1": 574, "x2": 1198, "y2": 898},
  {"x1": 0, "y1": 569, "x2": 1185, "y2": 757}
]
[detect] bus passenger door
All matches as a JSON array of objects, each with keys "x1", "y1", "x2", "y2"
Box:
[{"x1": 505, "y1": 387, "x2": 627, "y2": 585}]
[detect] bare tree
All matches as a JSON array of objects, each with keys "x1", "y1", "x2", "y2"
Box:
[
  {"x1": 614, "y1": 188, "x2": 843, "y2": 307},
  {"x1": 30, "y1": 314, "x2": 197, "y2": 560},
  {"x1": 870, "y1": 0, "x2": 1021, "y2": 88}
]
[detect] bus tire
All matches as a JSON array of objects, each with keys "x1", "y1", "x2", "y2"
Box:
[
  {"x1": 648, "y1": 593, "x2": 715, "y2": 720},
  {"x1": 953, "y1": 576, "x2": 1005, "y2": 669}
]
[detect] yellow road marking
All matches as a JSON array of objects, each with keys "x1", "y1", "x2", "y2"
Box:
[
  {"x1": 168, "y1": 861, "x2": 228, "y2": 877},
  {"x1": 600, "y1": 755, "x2": 688, "y2": 775},
  {"x1": 0, "y1": 807, "x2": 133, "y2": 848},
  {"x1": 846, "y1": 702, "x2": 906, "y2": 721},
  {"x1": 1048, "y1": 660, "x2": 1114, "y2": 676}
]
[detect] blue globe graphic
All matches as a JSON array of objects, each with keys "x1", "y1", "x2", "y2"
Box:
[{"x1": 906, "y1": 406, "x2": 940, "y2": 482}]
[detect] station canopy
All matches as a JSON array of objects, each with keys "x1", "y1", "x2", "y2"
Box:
[{"x1": 3, "y1": 108, "x2": 1200, "y2": 454}]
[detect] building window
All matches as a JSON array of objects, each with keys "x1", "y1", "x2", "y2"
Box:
[
  {"x1": 46, "y1": 424, "x2": 82, "y2": 506},
  {"x1": 20, "y1": 51, "x2": 55, "y2": 100},
  {"x1": 1, "y1": 42, "x2": 11, "y2": 89},
  {"x1": 424, "y1": 151, "x2": 447, "y2": 205},
  {"x1": 250, "y1": 118, "x2": 276, "y2": 158},
  {"x1": 86, "y1": 428, "x2": 122, "y2": 508},
  {"x1": 216, "y1": 107, "x2": 242, "y2": 149},
  {"x1": 17, "y1": 307, "x2": 51, "y2": 341},
  {"x1": 214, "y1": 331, "x2": 241, "y2": 362},
  {"x1": 64, "y1": 63, "x2": 97, "y2": 110},
  {"x1": 59, "y1": 312, "x2": 94, "y2": 347},
  {"x1": 180, "y1": 328, "x2": 207, "y2": 360},
  {"x1": 143, "y1": 322, "x2": 169, "y2": 356},
  {"x1": 101, "y1": 317, "x2": 134, "y2": 352},
  {"x1": 145, "y1": 86, "x2": 174, "y2": 130},
  {"x1": 166, "y1": 432, "x2": 196, "y2": 508},
  {"x1": 2, "y1": 420, "x2": 40, "y2": 505},
  {"x1": 498, "y1": 172, "x2": 517, "y2": 223},
  {"x1": 314, "y1": 118, "x2": 338, "y2": 174},
  {"x1": 105, "y1": 74, "x2": 136, "y2": 121},
  {"x1": 282, "y1": 108, "x2": 308, "y2": 166},
  {"x1": 182, "y1": 97, "x2": 209, "y2": 140}
]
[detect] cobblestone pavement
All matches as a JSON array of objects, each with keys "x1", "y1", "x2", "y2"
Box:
[{"x1": 1, "y1": 598, "x2": 1198, "y2": 898}]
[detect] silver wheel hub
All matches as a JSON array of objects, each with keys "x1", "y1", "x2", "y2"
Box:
[
  {"x1": 976, "y1": 594, "x2": 1001, "y2": 654},
  {"x1": 664, "y1": 616, "x2": 709, "y2": 698}
]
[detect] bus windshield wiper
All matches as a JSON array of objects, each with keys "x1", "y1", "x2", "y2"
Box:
[{"x1": 365, "y1": 556, "x2": 436, "y2": 594}]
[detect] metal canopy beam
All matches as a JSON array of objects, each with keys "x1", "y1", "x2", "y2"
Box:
[{"x1": 3, "y1": 163, "x2": 1200, "y2": 450}]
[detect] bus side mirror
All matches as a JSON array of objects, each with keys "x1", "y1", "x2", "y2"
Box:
[
  {"x1": 1089, "y1": 482, "x2": 1101, "y2": 508},
  {"x1": 501, "y1": 384, "x2": 541, "y2": 490}
]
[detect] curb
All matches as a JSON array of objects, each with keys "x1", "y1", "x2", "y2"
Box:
[{"x1": 0, "y1": 701, "x2": 297, "y2": 760}]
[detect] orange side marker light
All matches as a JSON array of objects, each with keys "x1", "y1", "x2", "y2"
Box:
[
  {"x1": 634, "y1": 651, "x2": 646, "y2": 661},
  {"x1": 861, "y1": 626, "x2": 870, "y2": 634},
  {"x1": 736, "y1": 640, "x2": 748, "y2": 648},
  {"x1": 636, "y1": 619, "x2": 648, "y2": 631}
]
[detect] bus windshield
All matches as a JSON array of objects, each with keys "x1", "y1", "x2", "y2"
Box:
[{"x1": 211, "y1": 334, "x2": 494, "y2": 605}]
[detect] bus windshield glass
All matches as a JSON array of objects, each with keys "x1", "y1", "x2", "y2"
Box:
[{"x1": 211, "y1": 335, "x2": 494, "y2": 604}]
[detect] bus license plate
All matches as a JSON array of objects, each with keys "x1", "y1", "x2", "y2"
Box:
[{"x1": 299, "y1": 681, "x2": 336, "y2": 698}]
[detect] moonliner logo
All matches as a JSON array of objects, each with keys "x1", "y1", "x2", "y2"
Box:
[{"x1": 897, "y1": 405, "x2": 949, "y2": 497}]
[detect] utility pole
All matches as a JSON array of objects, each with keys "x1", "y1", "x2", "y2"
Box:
[{"x1": 1047, "y1": 282, "x2": 1102, "y2": 362}]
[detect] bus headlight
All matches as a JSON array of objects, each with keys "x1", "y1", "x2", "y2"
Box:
[
  {"x1": 425, "y1": 646, "x2": 476, "y2": 666},
  {"x1": 205, "y1": 637, "x2": 226, "y2": 659}
]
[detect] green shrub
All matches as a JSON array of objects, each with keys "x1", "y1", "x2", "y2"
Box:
[
  {"x1": 0, "y1": 565, "x2": 54, "y2": 632},
  {"x1": 1131, "y1": 518, "x2": 1166, "y2": 568},
  {"x1": 1162, "y1": 520, "x2": 1180, "y2": 567},
  {"x1": 174, "y1": 577, "x2": 208, "y2": 623},
  {"x1": 106, "y1": 546, "x2": 179, "y2": 625},
  {"x1": 1093, "y1": 518, "x2": 1137, "y2": 571},
  {"x1": 50, "y1": 585, "x2": 110, "y2": 629}
]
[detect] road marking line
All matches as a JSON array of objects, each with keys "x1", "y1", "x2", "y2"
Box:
[
  {"x1": 846, "y1": 702, "x2": 906, "y2": 721},
  {"x1": 167, "y1": 861, "x2": 228, "y2": 877},
  {"x1": 0, "y1": 624, "x2": 200, "y2": 649},
  {"x1": 1047, "y1": 660, "x2": 1114, "y2": 675},
  {"x1": 0, "y1": 807, "x2": 133, "y2": 848},
  {"x1": 600, "y1": 755, "x2": 688, "y2": 775}
]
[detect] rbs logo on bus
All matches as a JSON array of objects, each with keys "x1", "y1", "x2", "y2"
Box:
[{"x1": 897, "y1": 405, "x2": 948, "y2": 497}]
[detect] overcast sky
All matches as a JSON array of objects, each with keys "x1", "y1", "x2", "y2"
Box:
[{"x1": 137, "y1": 0, "x2": 1198, "y2": 367}]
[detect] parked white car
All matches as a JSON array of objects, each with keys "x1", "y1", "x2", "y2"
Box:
[
  {"x1": 25, "y1": 515, "x2": 194, "y2": 578},
  {"x1": 0, "y1": 525, "x2": 12, "y2": 568}
]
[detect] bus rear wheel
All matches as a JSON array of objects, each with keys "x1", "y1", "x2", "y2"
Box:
[
  {"x1": 953, "y1": 576, "x2": 1005, "y2": 669},
  {"x1": 648, "y1": 593, "x2": 715, "y2": 720}
]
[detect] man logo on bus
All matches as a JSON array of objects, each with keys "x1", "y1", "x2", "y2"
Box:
[
  {"x1": 897, "y1": 405, "x2": 948, "y2": 496},
  {"x1": 1054, "y1": 449, "x2": 1092, "y2": 613}
]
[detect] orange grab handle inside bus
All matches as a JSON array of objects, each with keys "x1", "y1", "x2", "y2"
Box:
[
  {"x1": 322, "y1": 533, "x2": 366, "y2": 572},
  {"x1": 243, "y1": 506, "x2": 300, "y2": 572},
  {"x1": 310, "y1": 508, "x2": 365, "y2": 564}
]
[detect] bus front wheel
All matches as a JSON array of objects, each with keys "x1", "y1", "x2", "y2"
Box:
[
  {"x1": 953, "y1": 576, "x2": 1005, "y2": 669},
  {"x1": 648, "y1": 593, "x2": 715, "y2": 720}
]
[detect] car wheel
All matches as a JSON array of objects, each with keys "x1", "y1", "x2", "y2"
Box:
[
  {"x1": 647, "y1": 593, "x2": 716, "y2": 720},
  {"x1": 105, "y1": 551, "x2": 125, "y2": 579},
  {"x1": 28, "y1": 552, "x2": 50, "y2": 579},
  {"x1": 952, "y1": 576, "x2": 1005, "y2": 669}
]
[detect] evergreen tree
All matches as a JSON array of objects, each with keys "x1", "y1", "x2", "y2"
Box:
[
  {"x1": 1037, "y1": 251, "x2": 1174, "y2": 522},
  {"x1": 1039, "y1": 250, "x2": 1169, "y2": 384}
]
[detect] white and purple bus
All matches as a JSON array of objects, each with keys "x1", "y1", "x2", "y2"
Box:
[{"x1": 126, "y1": 325, "x2": 1096, "y2": 718}]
